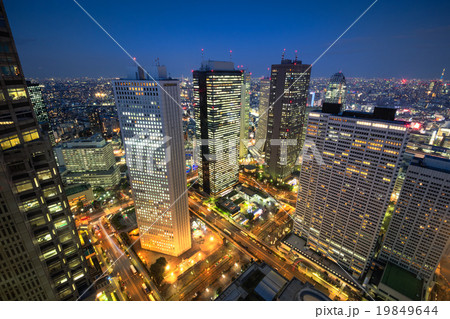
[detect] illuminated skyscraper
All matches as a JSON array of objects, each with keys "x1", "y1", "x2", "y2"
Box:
[
  {"x1": 0, "y1": 2, "x2": 89, "y2": 300},
  {"x1": 27, "y1": 81, "x2": 55, "y2": 145},
  {"x1": 239, "y1": 71, "x2": 251, "y2": 159},
  {"x1": 113, "y1": 66, "x2": 191, "y2": 256},
  {"x1": 264, "y1": 58, "x2": 311, "y2": 180},
  {"x1": 324, "y1": 72, "x2": 347, "y2": 105},
  {"x1": 255, "y1": 77, "x2": 270, "y2": 153},
  {"x1": 380, "y1": 155, "x2": 450, "y2": 284},
  {"x1": 194, "y1": 60, "x2": 242, "y2": 196},
  {"x1": 294, "y1": 106, "x2": 409, "y2": 278}
]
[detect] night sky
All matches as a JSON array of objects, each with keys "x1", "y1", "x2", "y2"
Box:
[{"x1": 4, "y1": 0, "x2": 450, "y2": 79}]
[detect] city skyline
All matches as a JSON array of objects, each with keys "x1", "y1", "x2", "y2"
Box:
[
  {"x1": 3, "y1": 0, "x2": 450, "y2": 79},
  {"x1": 1, "y1": 0, "x2": 450, "y2": 307}
]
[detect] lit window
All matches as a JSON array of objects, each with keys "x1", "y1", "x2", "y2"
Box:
[
  {"x1": 22, "y1": 129, "x2": 39, "y2": 142},
  {"x1": 7, "y1": 87, "x2": 27, "y2": 100},
  {"x1": 0, "y1": 134, "x2": 20, "y2": 150}
]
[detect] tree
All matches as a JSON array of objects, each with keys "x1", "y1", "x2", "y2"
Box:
[{"x1": 149, "y1": 257, "x2": 168, "y2": 285}]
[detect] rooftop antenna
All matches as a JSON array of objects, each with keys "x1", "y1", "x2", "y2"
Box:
[
  {"x1": 294, "y1": 50, "x2": 298, "y2": 62},
  {"x1": 155, "y1": 57, "x2": 160, "y2": 67},
  {"x1": 229, "y1": 49, "x2": 233, "y2": 61},
  {"x1": 440, "y1": 68, "x2": 445, "y2": 82},
  {"x1": 281, "y1": 48, "x2": 286, "y2": 60},
  {"x1": 201, "y1": 48, "x2": 204, "y2": 60}
]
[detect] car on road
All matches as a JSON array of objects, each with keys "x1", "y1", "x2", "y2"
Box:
[{"x1": 141, "y1": 283, "x2": 150, "y2": 294}]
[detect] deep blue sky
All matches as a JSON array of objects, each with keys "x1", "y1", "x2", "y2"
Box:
[{"x1": 4, "y1": 0, "x2": 450, "y2": 79}]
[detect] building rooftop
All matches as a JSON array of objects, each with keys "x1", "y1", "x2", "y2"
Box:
[
  {"x1": 65, "y1": 183, "x2": 91, "y2": 196},
  {"x1": 311, "y1": 108, "x2": 409, "y2": 126},
  {"x1": 199, "y1": 60, "x2": 235, "y2": 71},
  {"x1": 411, "y1": 155, "x2": 450, "y2": 173},
  {"x1": 61, "y1": 134, "x2": 107, "y2": 149},
  {"x1": 278, "y1": 277, "x2": 331, "y2": 301},
  {"x1": 380, "y1": 263, "x2": 423, "y2": 301},
  {"x1": 217, "y1": 262, "x2": 288, "y2": 301}
]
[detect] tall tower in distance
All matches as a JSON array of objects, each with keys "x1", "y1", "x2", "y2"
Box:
[
  {"x1": 379, "y1": 155, "x2": 450, "y2": 285},
  {"x1": 264, "y1": 56, "x2": 311, "y2": 181},
  {"x1": 324, "y1": 72, "x2": 347, "y2": 106},
  {"x1": 0, "y1": 1, "x2": 90, "y2": 300},
  {"x1": 193, "y1": 60, "x2": 242, "y2": 196},
  {"x1": 255, "y1": 77, "x2": 270, "y2": 154},
  {"x1": 113, "y1": 65, "x2": 191, "y2": 257},
  {"x1": 27, "y1": 81, "x2": 55, "y2": 146},
  {"x1": 294, "y1": 105, "x2": 409, "y2": 278},
  {"x1": 239, "y1": 70, "x2": 251, "y2": 160}
]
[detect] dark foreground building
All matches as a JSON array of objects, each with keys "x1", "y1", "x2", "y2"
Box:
[{"x1": 0, "y1": 1, "x2": 89, "y2": 300}]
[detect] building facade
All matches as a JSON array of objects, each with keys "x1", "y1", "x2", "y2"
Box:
[
  {"x1": 59, "y1": 134, "x2": 120, "y2": 188},
  {"x1": 113, "y1": 67, "x2": 191, "y2": 256},
  {"x1": 294, "y1": 107, "x2": 409, "y2": 278},
  {"x1": 264, "y1": 58, "x2": 311, "y2": 180},
  {"x1": 324, "y1": 72, "x2": 347, "y2": 105},
  {"x1": 0, "y1": 2, "x2": 89, "y2": 300},
  {"x1": 239, "y1": 71, "x2": 251, "y2": 159},
  {"x1": 194, "y1": 60, "x2": 242, "y2": 196},
  {"x1": 255, "y1": 77, "x2": 270, "y2": 153},
  {"x1": 380, "y1": 155, "x2": 450, "y2": 283},
  {"x1": 27, "y1": 81, "x2": 55, "y2": 146}
]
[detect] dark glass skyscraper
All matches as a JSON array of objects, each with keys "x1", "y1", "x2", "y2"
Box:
[
  {"x1": 27, "y1": 81, "x2": 55, "y2": 146},
  {"x1": 194, "y1": 60, "x2": 242, "y2": 196},
  {"x1": 264, "y1": 58, "x2": 311, "y2": 180},
  {"x1": 0, "y1": 1, "x2": 89, "y2": 300}
]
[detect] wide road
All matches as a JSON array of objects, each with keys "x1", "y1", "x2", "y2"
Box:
[
  {"x1": 95, "y1": 221, "x2": 148, "y2": 301},
  {"x1": 170, "y1": 254, "x2": 236, "y2": 301},
  {"x1": 188, "y1": 198, "x2": 322, "y2": 288}
]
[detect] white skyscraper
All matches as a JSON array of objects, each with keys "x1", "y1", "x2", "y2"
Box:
[
  {"x1": 380, "y1": 155, "x2": 450, "y2": 284},
  {"x1": 294, "y1": 107, "x2": 409, "y2": 278},
  {"x1": 113, "y1": 67, "x2": 191, "y2": 256}
]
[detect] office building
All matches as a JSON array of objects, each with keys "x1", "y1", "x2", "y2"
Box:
[
  {"x1": 255, "y1": 77, "x2": 270, "y2": 153},
  {"x1": 58, "y1": 134, "x2": 120, "y2": 188},
  {"x1": 113, "y1": 66, "x2": 191, "y2": 256},
  {"x1": 239, "y1": 71, "x2": 251, "y2": 159},
  {"x1": 294, "y1": 106, "x2": 409, "y2": 278},
  {"x1": 264, "y1": 58, "x2": 311, "y2": 180},
  {"x1": 0, "y1": 2, "x2": 89, "y2": 300},
  {"x1": 27, "y1": 81, "x2": 55, "y2": 146},
  {"x1": 88, "y1": 106, "x2": 103, "y2": 135},
  {"x1": 380, "y1": 155, "x2": 450, "y2": 284},
  {"x1": 193, "y1": 60, "x2": 241, "y2": 196},
  {"x1": 324, "y1": 72, "x2": 347, "y2": 105}
]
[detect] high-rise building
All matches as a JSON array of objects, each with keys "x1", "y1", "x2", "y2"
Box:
[
  {"x1": 88, "y1": 106, "x2": 103, "y2": 135},
  {"x1": 0, "y1": 2, "x2": 89, "y2": 300},
  {"x1": 113, "y1": 66, "x2": 191, "y2": 256},
  {"x1": 57, "y1": 134, "x2": 120, "y2": 188},
  {"x1": 294, "y1": 106, "x2": 409, "y2": 278},
  {"x1": 255, "y1": 77, "x2": 270, "y2": 153},
  {"x1": 379, "y1": 155, "x2": 450, "y2": 284},
  {"x1": 27, "y1": 81, "x2": 55, "y2": 146},
  {"x1": 193, "y1": 60, "x2": 242, "y2": 196},
  {"x1": 239, "y1": 71, "x2": 251, "y2": 159},
  {"x1": 264, "y1": 58, "x2": 311, "y2": 180},
  {"x1": 324, "y1": 72, "x2": 347, "y2": 105}
]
